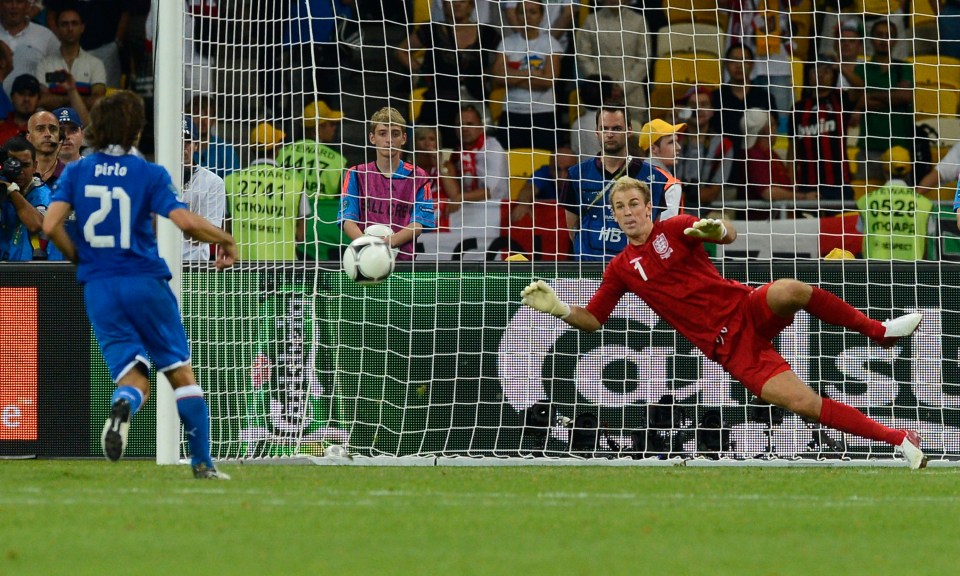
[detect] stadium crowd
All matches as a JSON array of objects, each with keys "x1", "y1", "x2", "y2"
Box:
[{"x1": 1, "y1": 0, "x2": 958, "y2": 262}]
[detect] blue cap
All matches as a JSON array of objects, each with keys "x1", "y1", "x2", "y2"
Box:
[
  {"x1": 53, "y1": 107, "x2": 83, "y2": 128},
  {"x1": 182, "y1": 116, "x2": 197, "y2": 139}
]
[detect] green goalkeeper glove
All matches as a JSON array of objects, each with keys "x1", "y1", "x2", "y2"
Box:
[
  {"x1": 683, "y1": 218, "x2": 727, "y2": 241},
  {"x1": 521, "y1": 280, "x2": 571, "y2": 319}
]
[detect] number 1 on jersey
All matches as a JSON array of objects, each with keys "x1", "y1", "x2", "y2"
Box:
[{"x1": 84, "y1": 185, "x2": 131, "y2": 248}]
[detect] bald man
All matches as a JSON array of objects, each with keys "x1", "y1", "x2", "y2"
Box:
[{"x1": 26, "y1": 110, "x2": 64, "y2": 185}]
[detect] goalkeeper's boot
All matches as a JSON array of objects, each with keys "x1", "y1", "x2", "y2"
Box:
[
  {"x1": 192, "y1": 462, "x2": 231, "y2": 480},
  {"x1": 878, "y1": 313, "x2": 922, "y2": 348},
  {"x1": 897, "y1": 430, "x2": 929, "y2": 470},
  {"x1": 101, "y1": 399, "x2": 131, "y2": 462}
]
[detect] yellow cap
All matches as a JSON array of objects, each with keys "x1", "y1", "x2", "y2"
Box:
[
  {"x1": 504, "y1": 254, "x2": 529, "y2": 262},
  {"x1": 637, "y1": 118, "x2": 686, "y2": 151},
  {"x1": 880, "y1": 145, "x2": 912, "y2": 177},
  {"x1": 304, "y1": 100, "x2": 343, "y2": 127},
  {"x1": 250, "y1": 122, "x2": 286, "y2": 150},
  {"x1": 824, "y1": 248, "x2": 857, "y2": 260}
]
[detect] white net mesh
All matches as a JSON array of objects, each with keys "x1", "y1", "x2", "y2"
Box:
[{"x1": 174, "y1": 0, "x2": 960, "y2": 463}]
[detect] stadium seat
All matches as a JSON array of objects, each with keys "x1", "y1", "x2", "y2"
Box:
[
  {"x1": 852, "y1": 0, "x2": 898, "y2": 14},
  {"x1": 910, "y1": 55, "x2": 960, "y2": 89},
  {"x1": 665, "y1": 0, "x2": 727, "y2": 28},
  {"x1": 507, "y1": 148, "x2": 552, "y2": 200},
  {"x1": 412, "y1": 0, "x2": 430, "y2": 24},
  {"x1": 409, "y1": 86, "x2": 429, "y2": 123},
  {"x1": 791, "y1": 57, "x2": 805, "y2": 101},
  {"x1": 914, "y1": 85, "x2": 960, "y2": 118},
  {"x1": 488, "y1": 87, "x2": 506, "y2": 124},
  {"x1": 648, "y1": 53, "x2": 722, "y2": 114},
  {"x1": 654, "y1": 22, "x2": 724, "y2": 58}
]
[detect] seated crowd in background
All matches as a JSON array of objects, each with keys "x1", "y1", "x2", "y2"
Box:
[{"x1": 2, "y1": 1, "x2": 954, "y2": 263}]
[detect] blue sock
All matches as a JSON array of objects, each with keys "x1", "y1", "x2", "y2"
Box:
[
  {"x1": 175, "y1": 384, "x2": 213, "y2": 468},
  {"x1": 111, "y1": 386, "x2": 144, "y2": 416}
]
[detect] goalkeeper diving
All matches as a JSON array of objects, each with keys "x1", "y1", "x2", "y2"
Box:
[{"x1": 521, "y1": 176, "x2": 927, "y2": 468}]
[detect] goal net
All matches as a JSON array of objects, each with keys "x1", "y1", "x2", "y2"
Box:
[{"x1": 170, "y1": 0, "x2": 960, "y2": 463}]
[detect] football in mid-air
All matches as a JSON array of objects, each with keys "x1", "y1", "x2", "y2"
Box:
[{"x1": 343, "y1": 235, "x2": 395, "y2": 285}]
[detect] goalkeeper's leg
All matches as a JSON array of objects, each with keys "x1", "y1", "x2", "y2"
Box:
[
  {"x1": 760, "y1": 371, "x2": 927, "y2": 469},
  {"x1": 765, "y1": 280, "x2": 921, "y2": 347}
]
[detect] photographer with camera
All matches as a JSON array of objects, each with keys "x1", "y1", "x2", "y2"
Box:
[
  {"x1": 35, "y1": 8, "x2": 103, "y2": 122},
  {"x1": 0, "y1": 135, "x2": 59, "y2": 260}
]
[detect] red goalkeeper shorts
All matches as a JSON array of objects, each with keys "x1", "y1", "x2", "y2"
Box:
[{"x1": 712, "y1": 282, "x2": 794, "y2": 397}]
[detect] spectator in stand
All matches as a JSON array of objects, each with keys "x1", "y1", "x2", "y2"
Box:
[
  {"x1": 395, "y1": 0, "x2": 500, "y2": 150},
  {"x1": 560, "y1": 101, "x2": 643, "y2": 260},
  {"x1": 723, "y1": 0, "x2": 794, "y2": 133},
  {"x1": 224, "y1": 122, "x2": 307, "y2": 261},
  {"x1": 636, "y1": 118, "x2": 685, "y2": 222},
  {"x1": 918, "y1": 140, "x2": 960, "y2": 197},
  {"x1": 459, "y1": 104, "x2": 510, "y2": 228},
  {"x1": 0, "y1": 74, "x2": 40, "y2": 144},
  {"x1": 275, "y1": 100, "x2": 349, "y2": 260},
  {"x1": 511, "y1": 145, "x2": 575, "y2": 223},
  {"x1": 457, "y1": 103, "x2": 509, "y2": 231},
  {"x1": 430, "y1": 0, "x2": 500, "y2": 25},
  {"x1": 181, "y1": 118, "x2": 225, "y2": 263},
  {"x1": 189, "y1": 95, "x2": 241, "y2": 179},
  {"x1": 413, "y1": 125, "x2": 461, "y2": 232},
  {"x1": 857, "y1": 146, "x2": 934, "y2": 260},
  {"x1": 835, "y1": 22, "x2": 865, "y2": 95},
  {"x1": 45, "y1": 0, "x2": 126, "y2": 88},
  {"x1": 0, "y1": 0, "x2": 58, "y2": 95},
  {"x1": 490, "y1": 0, "x2": 563, "y2": 151},
  {"x1": 711, "y1": 44, "x2": 772, "y2": 158},
  {"x1": 575, "y1": 0, "x2": 650, "y2": 121},
  {"x1": 674, "y1": 86, "x2": 734, "y2": 215},
  {"x1": 35, "y1": 8, "x2": 105, "y2": 118},
  {"x1": 282, "y1": 0, "x2": 352, "y2": 119},
  {"x1": 851, "y1": 19, "x2": 914, "y2": 182},
  {"x1": 793, "y1": 57, "x2": 853, "y2": 204},
  {"x1": 338, "y1": 107, "x2": 435, "y2": 261},
  {"x1": 25, "y1": 109, "x2": 63, "y2": 185},
  {"x1": 54, "y1": 105, "x2": 82, "y2": 163},
  {"x1": 503, "y1": 0, "x2": 574, "y2": 51},
  {"x1": 0, "y1": 40, "x2": 13, "y2": 118},
  {"x1": 0, "y1": 136, "x2": 52, "y2": 260},
  {"x1": 742, "y1": 108, "x2": 815, "y2": 211},
  {"x1": 569, "y1": 75, "x2": 617, "y2": 159}
]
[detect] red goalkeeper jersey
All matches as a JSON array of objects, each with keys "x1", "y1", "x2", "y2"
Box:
[{"x1": 585, "y1": 214, "x2": 751, "y2": 359}]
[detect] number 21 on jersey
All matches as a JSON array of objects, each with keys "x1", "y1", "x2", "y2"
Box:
[{"x1": 84, "y1": 185, "x2": 131, "y2": 249}]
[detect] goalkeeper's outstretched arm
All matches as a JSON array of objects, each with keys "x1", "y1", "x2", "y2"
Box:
[
  {"x1": 520, "y1": 280, "x2": 602, "y2": 332},
  {"x1": 683, "y1": 218, "x2": 737, "y2": 244}
]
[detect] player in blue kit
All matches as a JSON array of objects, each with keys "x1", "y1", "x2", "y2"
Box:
[{"x1": 42, "y1": 90, "x2": 238, "y2": 479}]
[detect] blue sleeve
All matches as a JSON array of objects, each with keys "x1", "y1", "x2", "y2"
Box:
[
  {"x1": 337, "y1": 167, "x2": 361, "y2": 224},
  {"x1": 51, "y1": 163, "x2": 75, "y2": 205},
  {"x1": 954, "y1": 181, "x2": 960, "y2": 212},
  {"x1": 530, "y1": 165, "x2": 555, "y2": 199},
  {"x1": 149, "y1": 165, "x2": 188, "y2": 217},
  {"x1": 412, "y1": 179, "x2": 436, "y2": 229},
  {"x1": 30, "y1": 185, "x2": 51, "y2": 209}
]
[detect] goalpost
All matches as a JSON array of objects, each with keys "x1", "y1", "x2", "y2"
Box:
[{"x1": 159, "y1": 0, "x2": 960, "y2": 465}]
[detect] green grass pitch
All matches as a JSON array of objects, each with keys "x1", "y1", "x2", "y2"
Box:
[{"x1": 1, "y1": 460, "x2": 959, "y2": 576}]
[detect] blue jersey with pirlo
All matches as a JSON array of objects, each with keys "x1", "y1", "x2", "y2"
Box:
[{"x1": 51, "y1": 150, "x2": 187, "y2": 283}]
